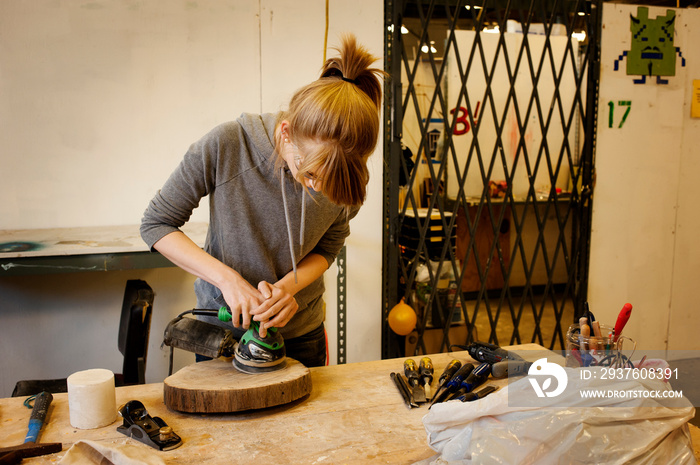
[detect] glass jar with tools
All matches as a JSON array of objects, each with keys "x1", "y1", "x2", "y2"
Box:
[{"x1": 565, "y1": 323, "x2": 617, "y2": 368}]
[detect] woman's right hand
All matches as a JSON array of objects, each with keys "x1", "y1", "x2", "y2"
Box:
[
  {"x1": 218, "y1": 270, "x2": 266, "y2": 330},
  {"x1": 152, "y1": 231, "x2": 265, "y2": 330}
]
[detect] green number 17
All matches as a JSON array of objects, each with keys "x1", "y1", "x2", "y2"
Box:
[{"x1": 608, "y1": 100, "x2": 632, "y2": 128}]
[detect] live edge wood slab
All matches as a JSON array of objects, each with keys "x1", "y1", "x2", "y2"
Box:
[{"x1": 164, "y1": 358, "x2": 312, "y2": 413}]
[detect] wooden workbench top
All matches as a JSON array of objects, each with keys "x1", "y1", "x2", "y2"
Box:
[
  {"x1": 1, "y1": 345, "x2": 698, "y2": 464},
  {"x1": 0, "y1": 223, "x2": 207, "y2": 259}
]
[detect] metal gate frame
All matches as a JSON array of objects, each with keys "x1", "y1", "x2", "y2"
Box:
[{"x1": 382, "y1": 0, "x2": 601, "y2": 359}]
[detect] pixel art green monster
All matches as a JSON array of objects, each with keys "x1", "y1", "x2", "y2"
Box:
[{"x1": 614, "y1": 7, "x2": 686, "y2": 84}]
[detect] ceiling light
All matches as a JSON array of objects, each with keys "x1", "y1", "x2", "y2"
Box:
[{"x1": 421, "y1": 42, "x2": 437, "y2": 54}]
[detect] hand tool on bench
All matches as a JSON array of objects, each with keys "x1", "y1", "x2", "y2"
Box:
[
  {"x1": 445, "y1": 362, "x2": 491, "y2": 401},
  {"x1": 613, "y1": 303, "x2": 633, "y2": 342},
  {"x1": 403, "y1": 359, "x2": 426, "y2": 403},
  {"x1": 419, "y1": 357, "x2": 434, "y2": 400},
  {"x1": 0, "y1": 392, "x2": 61, "y2": 465},
  {"x1": 455, "y1": 385, "x2": 498, "y2": 402},
  {"x1": 429, "y1": 359, "x2": 462, "y2": 407},
  {"x1": 390, "y1": 373, "x2": 418, "y2": 408},
  {"x1": 429, "y1": 362, "x2": 475, "y2": 408},
  {"x1": 117, "y1": 400, "x2": 182, "y2": 450}
]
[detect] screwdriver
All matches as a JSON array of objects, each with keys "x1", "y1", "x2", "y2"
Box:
[
  {"x1": 446, "y1": 362, "x2": 491, "y2": 401},
  {"x1": 429, "y1": 359, "x2": 461, "y2": 405},
  {"x1": 429, "y1": 362, "x2": 475, "y2": 408},
  {"x1": 419, "y1": 357, "x2": 434, "y2": 400}
]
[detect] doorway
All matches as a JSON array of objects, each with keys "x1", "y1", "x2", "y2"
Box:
[{"x1": 382, "y1": 0, "x2": 601, "y2": 358}]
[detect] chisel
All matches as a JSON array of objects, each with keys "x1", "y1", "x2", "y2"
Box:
[
  {"x1": 403, "y1": 359, "x2": 426, "y2": 403},
  {"x1": 390, "y1": 372, "x2": 418, "y2": 408},
  {"x1": 419, "y1": 357, "x2": 434, "y2": 400},
  {"x1": 455, "y1": 385, "x2": 498, "y2": 402}
]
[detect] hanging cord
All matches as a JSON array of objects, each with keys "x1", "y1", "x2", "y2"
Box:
[
  {"x1": 300, "y1": 189, "x2": 306, "y2": 247},
  {"x1": 323, "y1": 0, "x2": 329, "y2": 63}
]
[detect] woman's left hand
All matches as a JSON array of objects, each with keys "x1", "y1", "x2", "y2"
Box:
[{"x1": 251, "y1": 281, "x2": 299, "y2": 337}]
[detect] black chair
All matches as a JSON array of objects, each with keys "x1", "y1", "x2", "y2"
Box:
[{"x1": 12, "y1": 279, "x2": 154, "y2": 397}]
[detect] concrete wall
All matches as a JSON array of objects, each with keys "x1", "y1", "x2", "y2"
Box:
[{"x1": 0, "y1": 0, "x2": 383, "y2": 397}]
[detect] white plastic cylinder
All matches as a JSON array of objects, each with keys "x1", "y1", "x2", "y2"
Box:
[{"x1": 67, "y1": 368, "x2": 117, "y2": 429}]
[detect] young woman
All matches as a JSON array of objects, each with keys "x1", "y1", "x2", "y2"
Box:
[{"x1": 140, "y1": 35, "x2": 384, "y2": 367}]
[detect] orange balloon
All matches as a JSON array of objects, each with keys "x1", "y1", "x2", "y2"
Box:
[{"x1": 388, "y1": 298, "x2": 417, "y2": 336}]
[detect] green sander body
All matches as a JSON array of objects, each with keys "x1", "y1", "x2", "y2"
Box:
[{"x1": 162, "y1": 308, "x2": 287, "y2": 374}]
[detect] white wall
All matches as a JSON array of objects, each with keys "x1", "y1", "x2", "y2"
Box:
[
  {"x1": 443, "y1": 30, "x2": 577, "y2": 200},
  {"x1": 589, "y1": 4, "x2": 700, "y2": 352},
  {"x1": 0, "y1": 0, "x2": 383, "y2": 397}
]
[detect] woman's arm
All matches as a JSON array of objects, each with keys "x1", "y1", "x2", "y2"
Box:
[
  {"x1": 152, "y1": 230, "x2": 264, "y2": 330},
  {"x1": 251, "y1": 253, "x2": 329, "y2": 335}
]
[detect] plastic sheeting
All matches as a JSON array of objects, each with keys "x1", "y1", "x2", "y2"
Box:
[{"x1": 422, "y1": 366, "x2": 696, "y2": 464}]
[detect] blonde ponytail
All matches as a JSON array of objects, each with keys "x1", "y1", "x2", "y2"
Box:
[{"x1": 281, "y1": 34, "x2": 386, "y2": 207}]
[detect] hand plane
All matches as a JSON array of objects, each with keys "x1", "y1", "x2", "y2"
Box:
[{"x1": 117, "y1": 400, "x2": 182, "y2": 451}]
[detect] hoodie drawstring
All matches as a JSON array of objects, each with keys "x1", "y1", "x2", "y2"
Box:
[{"x1": 281, "y1": 167, "x2": 305, "y2": 284}]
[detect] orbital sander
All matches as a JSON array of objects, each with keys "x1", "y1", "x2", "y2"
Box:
[
  {"x1": 232, "y1": 321, "x2": 286, "y2": 374},
  {"x1": 162, "y1": 308, "x2": 287, "y2": 375}
]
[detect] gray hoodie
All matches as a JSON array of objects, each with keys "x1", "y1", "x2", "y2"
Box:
[{"x1": 141, "y1": 113, "x2": 358, "y2": 338}]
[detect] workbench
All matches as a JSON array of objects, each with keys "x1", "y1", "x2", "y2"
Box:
[
  {"x1": 0, "y1": 223, "x2": 207, "y2": 276},
  {"x1": 1, "y1": 345, "x2": 699, "y2": 464}
]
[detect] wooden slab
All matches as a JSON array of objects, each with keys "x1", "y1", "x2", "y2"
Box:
[{"x1": 163, "y1": 358, "x2": 311, "y2": 413}]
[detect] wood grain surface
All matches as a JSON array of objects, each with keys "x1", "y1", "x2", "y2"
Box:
[
  {"x1": 1, "y1": 345, "x2": 698, "y2": 465},
  {"x1": 164, "y1": 358, "x2": 311, "y2": 413}
]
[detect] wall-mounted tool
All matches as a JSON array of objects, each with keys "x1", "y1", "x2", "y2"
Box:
[{"x1": 117, "y1": 400, "x2": 182, "y2": 451}]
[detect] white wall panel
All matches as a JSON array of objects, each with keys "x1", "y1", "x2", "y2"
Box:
[
  {"x1": 0, "y1": 0, "x2": 383, "y2": 397},
  {"x1": 590, "y1": 4, "x2": 699, "y2": 352}
]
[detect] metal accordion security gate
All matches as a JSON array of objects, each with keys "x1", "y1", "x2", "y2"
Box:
[{"x1": 382, "y1": 0, "x2": 602, "y2": 358}]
